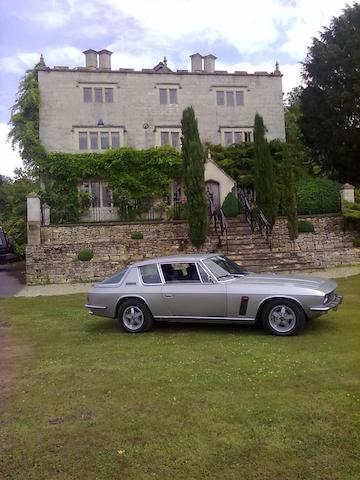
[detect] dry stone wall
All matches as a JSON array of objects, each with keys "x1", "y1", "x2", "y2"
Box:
[
  {"x1": 273, "y1": 215, "x2": 359, "y2": 268},
  {"x1": 26, "y1": 215, "x2": 359, "y2": 285}
]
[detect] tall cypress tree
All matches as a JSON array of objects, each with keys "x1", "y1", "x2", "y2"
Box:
[
  {"x1": 254, "y1": 113, "x2": 278, "y2": 226},
  {"x1": 281, "y1": 146, "x2": 298, "y2": 241},
  {"x1": 181, "y1": 107, "x2": 208, "y2": 247}
]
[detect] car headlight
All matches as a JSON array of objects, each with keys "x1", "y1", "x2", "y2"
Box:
[{"x1": 323, "y1": 294, "x2": 330, "y2": 304}]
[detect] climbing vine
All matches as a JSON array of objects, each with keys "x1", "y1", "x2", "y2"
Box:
[{"x1": 38, "y1": 147, "x2": 182, "y2": 223}]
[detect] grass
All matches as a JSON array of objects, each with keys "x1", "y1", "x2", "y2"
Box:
[{"x1": 1, "y1": 275, "x2": 360, "y2": 479}]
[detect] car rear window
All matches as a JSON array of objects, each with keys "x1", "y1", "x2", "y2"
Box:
[
  {"x1": 100, "y1": 269, "x2": 127, "y2": 285},
  {"x1": 139, "y1": 264, "x2": 162, "y2": 284}
]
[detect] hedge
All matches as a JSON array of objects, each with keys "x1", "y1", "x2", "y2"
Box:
[{"x1": 297, "y1": 177, "x2": 341, "y2": 215}]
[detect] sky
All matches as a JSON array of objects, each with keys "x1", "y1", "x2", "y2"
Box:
[{"x1": 0, "y1": 0, "x2": 354, "y2": 177}]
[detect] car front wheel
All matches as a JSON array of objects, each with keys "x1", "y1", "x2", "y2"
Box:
[
  {"x1": 261, "y1": 299, "x2": 306, "y2": 336},
  {"x1": 118, "y1": 299, "x2": 154, "y2": 333}
]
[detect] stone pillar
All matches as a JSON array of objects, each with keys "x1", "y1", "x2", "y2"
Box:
[
  {"x1": 340, "y1": 183, "x2": 355, "y2": 211},
  {"x1": 42, "y1": 203, "x2": 50, "y2": 226},
  {"x1": 27, "y1": 193, "x2": 41, "y2": 245}
]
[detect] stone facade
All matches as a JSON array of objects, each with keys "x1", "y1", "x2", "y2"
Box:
[
  {"x1": 26, "y1": 215, "x2": 359, "y2": 285},
  {"x1": 38, "y1": 51, "x2": 285, "y2": 153}
]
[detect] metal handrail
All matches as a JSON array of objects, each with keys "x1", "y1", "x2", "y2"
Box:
[
  {"x1": 208, "y1": 196, "x2": 229, "y2": 251},
  {"x1": 238, "y1": 187, "x2": 272, "y2": 250}
]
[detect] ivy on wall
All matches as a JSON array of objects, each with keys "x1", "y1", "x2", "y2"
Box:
[{"x1": 38, "y1": 146, "x2": 182, "y2": 223}]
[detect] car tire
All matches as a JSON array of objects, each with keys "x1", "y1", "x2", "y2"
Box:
[
  {"x1": 261, "y1": 299, "x2": 306, "y2": 336},
  {"x1": 118, "y1": 299, "x2": 154, "y2": 333}
]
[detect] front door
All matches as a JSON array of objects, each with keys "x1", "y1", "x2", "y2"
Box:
[
  {"x1": 206, "y1": 180, "x2": 220, "y2": 212},
  {"x1": 160, "y1": 262, "x2": 227, "y2": 318}
]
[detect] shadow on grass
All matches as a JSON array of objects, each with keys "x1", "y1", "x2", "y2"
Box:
[{"x1": 85, "y1": 317, "x2": 265, "y2": 337}]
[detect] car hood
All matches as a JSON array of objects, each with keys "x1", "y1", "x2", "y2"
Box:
[{"x1": 233, "y1": 273, "x2": 337, "y2": 293}]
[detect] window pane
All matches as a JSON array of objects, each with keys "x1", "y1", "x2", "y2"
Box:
[
  {"x1": 216, "y1": 90, "x2": 225, "y2": 105},
  {"x1": 234, "y1": 131, "x2": 242, "y2": 144},
  {"x1": 236, "y1": 91, "x2": 244, "y2": 106},
  {"x1": 244, "y1": 131, "x2": 252, "y2": 142},
  {"x1": 91, "y1": 182, "x2": 101, "y2": 207},
  {"x1": 105, "y1": 88, "x2": 113, "y2": 103},
  {"x1": 90, "y1": 132, "x2": 98, "y2": 149},
  {"x1": 140, "y1": 264, "x2": 162, "y2": 284},
  {"x1": 226, "y1": 91, "x2": 234, "y2": 106},
  {"x1": 159, "y1": 88, "x2": 167, "y2": 104},
  {"x1": 101, "y1": 182, "x2": 112, "y2": 207},
  {"x1": 94, "y1": 88, "x2": 103, "y2": 103},
  {"x1": 224, "y1": 131, "x2": 233, "y2": 147},
  {"x1": 198, "y1": 264, "x2": 212, "y2": 283},
  {"x1": 171, "y1": 132, "x2": 180, "y2": 148},
  {"x1": 160, "y1": 131, "x2": 169, "y2": 145},
  {"x1": 111, "y1": 132, "x2": 120, "y2": 148},
  {"x1": 79, "y1": 132, "x2": 88, "y2": 150},
  {"x1": 83, "y1": 88, "x2": 92, "y2": 103},
  {"x1": 100, "y1": 132, "x2": 109, "y2": 149},
  {"x1": 169, "y1": 89, "x2": 177, "y2": 104}
]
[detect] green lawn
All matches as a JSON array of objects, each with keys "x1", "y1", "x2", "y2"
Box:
[{"x1": 1, "y1": 276, "x2": 360, "y2": 480}]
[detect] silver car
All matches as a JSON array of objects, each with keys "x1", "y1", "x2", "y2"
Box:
[{"x1": 85, "y1": 254, "x2": 342, "y2": 336}]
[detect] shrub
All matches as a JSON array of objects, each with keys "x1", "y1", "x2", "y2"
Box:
[
  {"x1": 297, "y1": 177, "x2": 341, "y2": 214},
  {"x1": 298, "y1": 220, "x2": 315, "y2": 233},
  {"x1": 130, "y1": 231, "x2": 143, "y2": 240},
  {"x1": 77, "y1": 249, "x2": 94, "y2": 261},
  {"x1": 221, "y1": 192, "x2": 240, "y2": 218}
]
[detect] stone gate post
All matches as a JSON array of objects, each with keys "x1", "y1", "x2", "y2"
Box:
[
  {"x1": 340, "y1": 183, "x2": 355, "y2": 212},
  {"x1": 27, "y1": 192, "x2": 41, "y2": 245}
]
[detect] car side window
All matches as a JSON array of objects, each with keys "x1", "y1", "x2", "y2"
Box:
[
  {"x1": 139, "y1": 264, "x2": 162, "y2": 284},
  {"x1": 197, "y1": 263, "x2": 213, "y2": 283},
  {"x1": 161, "y1": 263, "x2": 200, "y2": 282}
]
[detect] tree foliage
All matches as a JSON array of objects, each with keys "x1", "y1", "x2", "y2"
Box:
[
  {"x1": 8, "y1": 60, "x2": 46, "y2": 168},
  {"x1": 280, "y1": 146, "x2": 298, "y2": 241},
  {"x1": 300, "y1": 3, "x2": 360, "y2": 183},
  {"x1": 253, "y1": 114, "x2": 278, "y2": 225},
  {"x1": 0, "y1": 171, "x2": 38, "y2": 255},
  {"x1": 181, "y1": 107, "x2": 208, "y2": 247},
  {"x1": 207, "y1": 143, "x2": 255, "y2": 185}
]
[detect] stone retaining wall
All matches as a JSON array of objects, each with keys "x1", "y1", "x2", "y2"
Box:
[
  {"x1": 273, "y1": 215, "x2": 359, "y2": 268},
  {"x1": 26, "y1": 215, "x2": 359, "y2": 284},
  {"x1": 26, "y1": 221, "x2": 214, "y2": 285}
]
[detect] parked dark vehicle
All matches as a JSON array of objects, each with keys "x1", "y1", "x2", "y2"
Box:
[{"x1": 0, "y1": 226, "x2": 17, "y2": 264}]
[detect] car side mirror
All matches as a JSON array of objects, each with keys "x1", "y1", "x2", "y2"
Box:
[{"x1": 207, "y1": 275, "x2": 214, "y2": 284}]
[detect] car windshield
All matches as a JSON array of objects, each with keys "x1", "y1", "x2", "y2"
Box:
[
  {"x1": 100, "y1": 268, "x2": 128, "y2": 285},
  {"x1": 202, "y1": 256, "x2": 248, "y2": 280}
]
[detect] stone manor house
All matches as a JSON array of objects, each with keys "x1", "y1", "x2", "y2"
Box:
[{"x1": 38, "y1": 49, "x2": 285, "y2": 221}]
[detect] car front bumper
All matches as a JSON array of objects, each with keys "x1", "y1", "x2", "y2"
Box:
[{"x1": 310, "y1": 294, "x2": 343, "y2": 312}]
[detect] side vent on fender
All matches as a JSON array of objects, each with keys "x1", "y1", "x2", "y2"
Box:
[{"x1": 239, "y1": 296, "x2": 249, "y2": 316}]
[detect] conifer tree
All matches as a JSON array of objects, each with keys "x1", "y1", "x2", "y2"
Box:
[
  {"x1": 254, "y1": 114, "x2": 278, "y2": 225},
  {"x1": 181, "y1": 107, "x2": 208, "y2": 247},
  {"x1": 281, "y1": 146, "x2": 298, "y2": 241}
]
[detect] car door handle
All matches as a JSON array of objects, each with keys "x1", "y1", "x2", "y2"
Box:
[{"x1": 164, "y1": 293, "x2": 173, "y2": 298}]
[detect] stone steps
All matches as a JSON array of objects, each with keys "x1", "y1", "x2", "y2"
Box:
[{"x1": 208, "y1": 216, "x2": 328, "y2": 273}]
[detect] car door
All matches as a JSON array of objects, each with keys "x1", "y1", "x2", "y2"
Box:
[{"x1": 160, "y1": 262, "x2": 227, "y2": 318}]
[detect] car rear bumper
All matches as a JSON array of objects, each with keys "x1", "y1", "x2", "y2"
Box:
[{"x1": 310, "y1": 294, "x2": 343, "y2": 312}]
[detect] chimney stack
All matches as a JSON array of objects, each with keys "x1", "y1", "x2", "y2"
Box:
[
  {"x1": 190, "y1": 53, "x2": 203, "y2": 72},
  {"x1": 98, "y1": 49, "x2": 112, "y2": 70},
  {"x1": 203, "y1": 54, "x2": 216, "y2": 73},
  {"x1": 83, "y1": 49, "x2": 98, "y2": 69}
]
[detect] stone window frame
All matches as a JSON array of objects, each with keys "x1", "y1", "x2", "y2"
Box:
[
  {"x1": 214, "y1": 87, "x2": 245, "y2": 107},
  {"x1": 73, "y1": 126, "x2": 125, "y2": 151},
  {"x1": 79, "y1": 180, "x2": 114, "y2": 209},
  {"x1": 82, "y1": 86, "x2": 114, "y2": 103},
  {"x1": 156, "y1": 83, "x2": 180, "y2": 105},
  {"x1": 154, "y1": 126, "x2": 181, "y2": 149},
  {"x1": 219, "y1": 127, "x2": 253, "y2": 147}
]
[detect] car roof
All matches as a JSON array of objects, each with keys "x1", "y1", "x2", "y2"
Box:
[{"x1": 131, "y1": 253, "x2": 217, "y2": 268}]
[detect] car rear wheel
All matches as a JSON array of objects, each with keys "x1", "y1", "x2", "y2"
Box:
[
  {"x1": 261, "y1": 299, "x2": 306, "y2": 336},
  {"x1": 118, "y1": 299, "x2": 154, "y2": 333}
]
